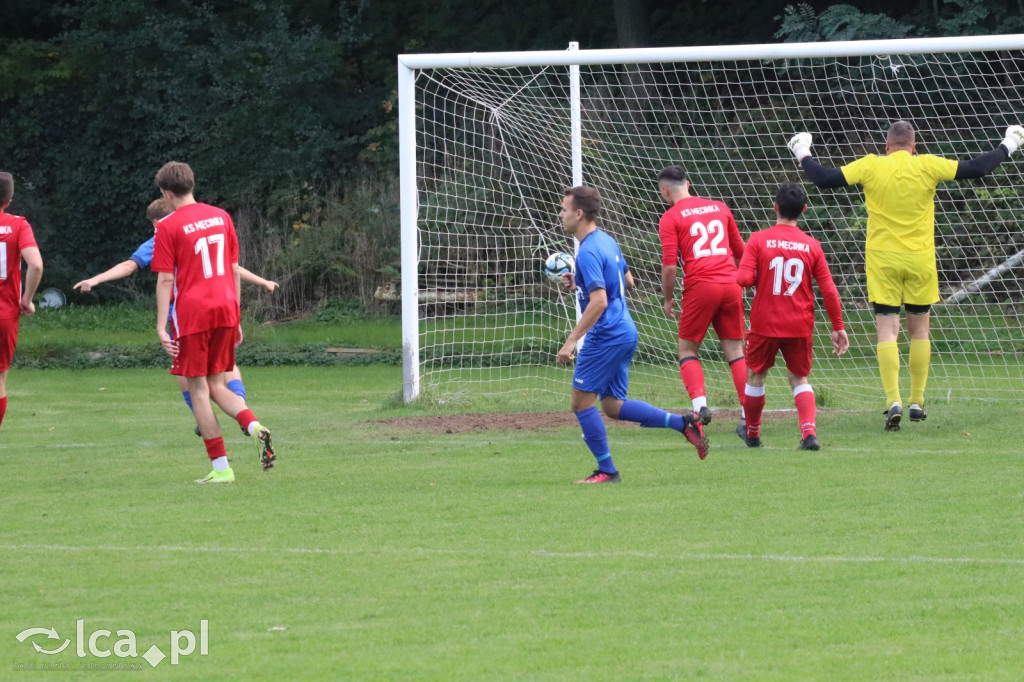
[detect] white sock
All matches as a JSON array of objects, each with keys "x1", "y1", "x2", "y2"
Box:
[
  {"x1": 212, "y1": 456, "x2": 230, "y2": 472},
  {"x1": 692, "y1": 396, "x2": 708, "y2": 411},
  {"x1": 246, "y1": 421, "x2": 261, "y2": 436}
]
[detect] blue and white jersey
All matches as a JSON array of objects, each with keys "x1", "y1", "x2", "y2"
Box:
[
  {"x1": 130, "y1": 236, "x2": 155, "y2": 269},
  {"x1": 575, "y1": 229, "x2": 637, "y2": 347}
]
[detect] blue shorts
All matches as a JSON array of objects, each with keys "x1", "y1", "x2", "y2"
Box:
[{"x1": 572, "y1": 340, "x2": 636, "y2": 400}]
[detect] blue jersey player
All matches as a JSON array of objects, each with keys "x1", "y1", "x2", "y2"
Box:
[
  {"x1": 556, "y1": 186, "x2": 708, "y2": 483},
  {"x1": 74, "y1": 198, "x2": 279, "y2": 435}
]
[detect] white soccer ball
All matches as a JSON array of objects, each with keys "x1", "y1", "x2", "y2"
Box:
[{"x1": 543, "y1": 252, "x2": 575, "y2": 283}]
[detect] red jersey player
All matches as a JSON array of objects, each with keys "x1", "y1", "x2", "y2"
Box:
[
  {"x1": 151, "y1": 161, "x2": 275, "y2": 483},
  {"x1": 736, "y1": 182, "x2": 849, "y2": 450},
  {"x1": 658, "y1": 165, "x2": 748, "y2": 435},
  {"x1": 0, "y1": 172, "x2": 44, "y2": 433}
]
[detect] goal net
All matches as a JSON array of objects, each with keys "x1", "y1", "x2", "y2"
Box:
[{"x1": 398, "y1": 36, "x2": 1024, "y2": 407}]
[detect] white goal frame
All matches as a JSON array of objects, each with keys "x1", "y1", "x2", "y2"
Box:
[{"x1": 398, "y1": 34, "x2": 1024, "y2": 404}]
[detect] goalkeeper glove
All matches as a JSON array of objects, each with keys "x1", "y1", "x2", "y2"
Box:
[
  {"x1": 1001, "y1": 125, "x2": 1024, "y2": 156},
  {"x1": 787, "y1": 132, "x2": 813, "y2": 162}
]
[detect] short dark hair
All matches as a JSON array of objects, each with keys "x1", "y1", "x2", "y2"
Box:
[
  {"x1": 146, "y1": 197, "x2": 175, "y2": 222},
  {"x1": 887, "y1": 120, "x2": 915, "y2": 148},
  {"x1": 775, "y1": 181, "x2": 807, "y2": 220},
  {"x1": 0, "y1": 172, "x2": 13, "y2": 205},
  {"x1": 564, "y1": 186, "x2": 601, "y2": 222},
  {"x1": 657, "y1": 165, "x2": 688, "y2": 185},
  {"x1": 155, "y1": 161, "x2": 195, "y2": 197}
]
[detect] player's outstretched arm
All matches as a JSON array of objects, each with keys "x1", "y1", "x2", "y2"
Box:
[
  {"x1": 73, "y1": 260, "x2": 139, "y2": 293},
  {"x1": 237, "y1": 265, "x2": 280, "y2": 293},
  {"x1": 787, "y1": 132, "x2": 849, "y2": 189},
  {"x1": 955, "y1": 126, "x2": 1023, "y2": 179},
  {"x1": 20, "y1": 246, "x2": 43, "y2": 316}
]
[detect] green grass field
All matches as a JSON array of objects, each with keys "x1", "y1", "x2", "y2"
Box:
[{"x1": 3, "y1": 365, "x2": 1023, "y2": 680}]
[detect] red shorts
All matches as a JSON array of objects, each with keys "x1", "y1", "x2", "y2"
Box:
[
  {"x1": 678, "y1": 281, "x2": 745, "y2": 343},
  {"x1": 176, "y1": 327, "x2": 237, "y2": 378},
  {"x1": 745, "y1": 332, "x2": 813, "y2": 377},
  {"x1": 0, "y1": 317, "x2": 19, "y2": 371}
]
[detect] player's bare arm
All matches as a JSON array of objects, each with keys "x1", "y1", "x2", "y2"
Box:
[
  {"x1": 73, "y1": 260, "x2": 140, "y2": 293},
  {"x1": 155, "y1": 272, "x2": 177, "y2": 357},
  {"x1": 557, "y1": 288, "x2": 607, "y2": 366},
  {"x1": 236, "y1": 264, "x2": 280, "y2": 293},
  {"x1": 20, "y1": 246, "x2": 43, "y2": 316},
  {"x1": 660, "y1": 264, "x2": 677, "y2": 318}
]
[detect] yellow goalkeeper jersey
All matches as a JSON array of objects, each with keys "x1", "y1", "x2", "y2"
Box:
[{"x1": 840, "y1": 150, "x2": 958, "y2": 253}]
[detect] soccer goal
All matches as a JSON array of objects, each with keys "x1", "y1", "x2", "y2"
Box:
[{"x1": 398, "y1": 35, "x2": 1024, "y2": 406}]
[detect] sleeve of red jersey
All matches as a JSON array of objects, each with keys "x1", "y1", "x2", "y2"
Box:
[
  {"x1": 725, "y1": 209, "x2": 745, "y2": 260},
  {"x1": 16, "y1": 219, "x2": 38, "y2": 251},
  {"x1": 150, "y1": 223, "x2": 174, "y2": 273},
  {"x1": 227, "y1": 215, "x2": 239, "y2": 265},
  {"x1": 811, "y1": 246, "x2": 844, "y2": 331},
  {"x1": 658, "y1": 213, "x2": 678, "y2": 267},
  {"x1": 736, "y1": 233, "x2": 758, "y2": 288}
]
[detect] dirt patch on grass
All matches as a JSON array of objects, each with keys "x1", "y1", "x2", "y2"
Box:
[{"x1": 374, "y1": 409, "x2": 751, "y2": 434}]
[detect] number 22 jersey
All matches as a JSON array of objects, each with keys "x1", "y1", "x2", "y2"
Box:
[
  {"x1": 151, "y1": 202, "x2": 240, "y2": 337},
  {"x1": 659, "y1": 196, "x2": 745, "y2": 285}
]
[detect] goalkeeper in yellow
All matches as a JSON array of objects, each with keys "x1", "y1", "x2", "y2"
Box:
[{"x1": 788, "y1": 121, "x2": 1024, "y2": 430}]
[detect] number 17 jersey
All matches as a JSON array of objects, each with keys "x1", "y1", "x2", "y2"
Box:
[
  {"x1": 151, "y1": 202, "x2": 240, "y2": 337},
  {"x1": 659, "y1": 196, "x2": 745, "y2": 285}
]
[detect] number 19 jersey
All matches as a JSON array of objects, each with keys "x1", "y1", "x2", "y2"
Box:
[
  {"x1": 737, "y1": 223, "x2": 843, "y2": 338},
  {"x1": 659, "y1": 196, "x2": 745, "y2": 285},
  {"x1": 151, "y1": 202, "x2": 240, "y2": 337}
]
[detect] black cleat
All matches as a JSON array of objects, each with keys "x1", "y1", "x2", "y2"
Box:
[
  {"x1": 744, "y1": 434, "x2": 762, "y2": 448},
  {"x1": 695, "y1": 406, "x2": 712, "y2": 425},
  {"x1": 735, "y1": 418, "x2": 747, "y2": 441},
  {"x1": 884, "y1": 404, "x2": 902, "y2": 432},
  {"x1": 909, "y1": 404, "x2": 927, "y2": 422},
  {"x1": 798, "y1": 434, "x2": 820, "y2": 451}
]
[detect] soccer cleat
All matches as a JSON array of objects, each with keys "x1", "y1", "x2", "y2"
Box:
[
  {"x1": 253, "y1": 425, "x2": 275, "y2": 471},
  {"x1": 682, "y1": 414, "x2": 709, "y2": 460},
  {"x1": 195, "y1": 468, "x2": 235, "y2": 484},
  {"x1": 576, "y1": 469, "x2": 622, "y2": 484},
  {"x1": 909, "y1": 404, "x2": 927, "y2": 422},
  {"x1": 744, "y1": 435, "x2": 762, "y2": 448},
  {"x1": 735, "y1": 418, "x2": 747, "y2": 441},
  {"x1": 798, "y1": 434, "x2": 820, "y2": 451},
  {"x1": 695, "y1": 405, "x2": 712, "y2": 425},
  {"x1": 883, "y1": 403, "x2": 902, "y2": 432}
]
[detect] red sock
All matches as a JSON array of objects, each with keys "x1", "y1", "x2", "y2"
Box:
[
  {"x1": 0, "y1": 395, "x2": 7, "y2": 430},
  {"x1": 203, "y1": 436, "x2": 226, "y2": 460},
  {"x1": 794, "y1": 387, "x2": 816, "y2": 438},
  {"x1": 235, "y1": 408, "x2": 258, "y2": 435},
  {"x1": 679, "y1": 357, "x2": 705, "y2": 401},
  {"x1": 745, "y1": 390, "x2": 765, "y2": 437},
  {"x1": 729, "y1": 357, "x2": 747, "y2": 412}
]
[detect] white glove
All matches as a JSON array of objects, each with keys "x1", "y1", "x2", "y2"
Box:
[
  {"x1": 1001, "y1": 125, "x2": 1024, "y2": 156},
  {"x1": 787, "y1": 132, "x2": 813, "y2": 162}
]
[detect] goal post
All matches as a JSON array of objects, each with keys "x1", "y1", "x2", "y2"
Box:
[{"x1": 398, "y1": 34, "x2": 1024, "y2": 405}]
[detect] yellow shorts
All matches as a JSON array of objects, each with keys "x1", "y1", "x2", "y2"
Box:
[{"x1": 865, "y1": 249, "x2": 939, "y2": 307}]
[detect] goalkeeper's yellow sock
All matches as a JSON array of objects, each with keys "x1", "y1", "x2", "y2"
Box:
[
  {"x1": 908, "y1": 338, "x2": 930, "y2": 406},
  {"x1": 877, "y1": 340, "x2": 902, "y2": 406}
]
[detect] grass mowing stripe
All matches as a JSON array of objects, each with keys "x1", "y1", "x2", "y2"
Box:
[{"x1": 5, "y1": 543, "x2": 1024, "y2": 566}]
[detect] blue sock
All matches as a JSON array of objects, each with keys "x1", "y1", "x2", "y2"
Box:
[
  {"x1": 227, "y1": 378, "x2": 247, "y2": 401},
  {"x1": 182, "y1": 390, "x2": 193, "y2": 413},
  {"x1": 619, "y1": 399, "x2": 685, "y2": 432},
  {"x1": 575, "y1": 406, "x2": 616, "y2": 473}
]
